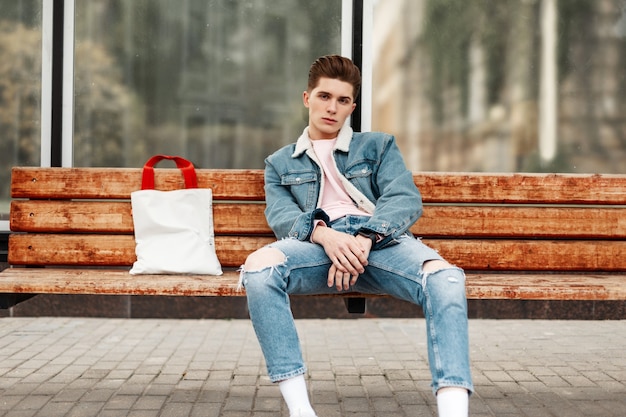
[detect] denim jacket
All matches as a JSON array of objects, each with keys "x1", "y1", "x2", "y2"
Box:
[{"x1": 264, "y1": 125, "x2": 423, "y2": 250}]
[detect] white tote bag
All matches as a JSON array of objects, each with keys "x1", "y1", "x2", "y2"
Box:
[{"x1": 129, "y1": 155, "x2": 223, "y2": 275}]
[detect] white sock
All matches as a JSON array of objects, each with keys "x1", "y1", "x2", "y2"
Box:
[
  {"x1": 279, "y1": 375, "x2": 316, "y2": 416},
  {"x1": 437, "y1": 387, "x2": 469, "y2": 417}
]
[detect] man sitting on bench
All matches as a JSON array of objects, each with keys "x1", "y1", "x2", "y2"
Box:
[{"x1": 241, "y1": 54, "x2": 473, "y2": 417}]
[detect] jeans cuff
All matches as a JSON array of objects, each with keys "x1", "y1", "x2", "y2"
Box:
[{"x1": 269, "y1": 366, "x2": 307, "y2": 383}]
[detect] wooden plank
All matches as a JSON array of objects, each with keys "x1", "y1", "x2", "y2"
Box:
[
  {"x1": 11, "y1": 200, "x2": 626, "y2": 239},
  {"x1": 464, "y1": 273, "x2": 626, "y2": 300},
  {"x1": 12, "y1": 167, "x2": 626, "y2": 204},
  {"x1": 0, "y1": 268, "x2": 245, "y2": 297},
  {"x1": 417, "y1": 206, "x2": 626, "y2": 238},
  {"x1": 10, "y1": 200, "x2": 134, "y2": 233},
  {"x1": 416, "y1": 172, "x2": 626, "y2": 205},
  {"x1": 432, "y1": 239, "x2": 626, "y2": 271},
  {"x1": 10, "y1": 200, "x2": 272, "y2": 235},
  {"x1": 8, "y1": 234, "x2": 626, "y2": 271},
  {"x1": 11, "y1": 167, "x2": 266, "y2": 200},
  {"x1": 0, "y1": 268, "x2": 623, "y2": 300},
  {"x1": 8, "y1": 234, "x2": 136, "y2": 266},
  {"x1": 8, "y1": 234, "x2": 274, "y2": 268}
]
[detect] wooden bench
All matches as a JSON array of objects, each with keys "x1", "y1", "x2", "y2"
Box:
[{"x1": 1, "y1": 167, "x2": 626, "y2": 312}]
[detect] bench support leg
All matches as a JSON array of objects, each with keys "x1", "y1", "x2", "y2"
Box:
[
  {"x1": 344, "y1": 297, "x2": 366, "y2": 314},
  {"x1": 0, "y1": 294, "x2": 37, "y2": 309}
]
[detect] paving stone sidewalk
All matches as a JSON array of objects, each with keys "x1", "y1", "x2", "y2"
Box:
[{"x1": 0, "y1": 317, "x2": 624, "y2": 416}]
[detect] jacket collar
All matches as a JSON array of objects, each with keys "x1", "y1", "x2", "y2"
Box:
[{"x1": 292, "y1": 123, "x2": 353, "y2": 158}]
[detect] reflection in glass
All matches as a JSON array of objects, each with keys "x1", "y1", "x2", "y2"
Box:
[
  {"x1": 73, "y1": 0, "x2": 342, "y2": 169},
  {"x1": 0, "y1": 0, "x2": 42, "y2": 220},
  {"x1": 373, "y1": 0, "x2": 626, "y2": 173}
]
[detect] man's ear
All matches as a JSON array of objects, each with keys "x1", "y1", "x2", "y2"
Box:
[{"x1": 302, "y1": 90, "x2": 310, "y2": 108}]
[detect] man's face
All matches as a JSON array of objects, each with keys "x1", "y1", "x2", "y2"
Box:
[{"x1": 303, "y1": 77, "x2": 356, "y2": 140}]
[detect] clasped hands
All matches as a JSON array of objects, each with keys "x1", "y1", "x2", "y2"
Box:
[{"x1": 311, "y1": 225, "x2": 372, "y2": 291}]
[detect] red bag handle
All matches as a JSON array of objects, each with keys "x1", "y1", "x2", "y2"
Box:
[{"x1": 141, "y1": 155, "x2": 198, "y2": 190}]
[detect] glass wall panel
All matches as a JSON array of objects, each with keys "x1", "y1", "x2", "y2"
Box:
[
  {"x1": 73, "y1": 0, "x2": 342, "y2": 169},
  {"x1": 0, "y1": 1, "x2": 42, "y2": 221},
  {"x1": 373, "y1": 0, "x2": 626, "y2": 173}
]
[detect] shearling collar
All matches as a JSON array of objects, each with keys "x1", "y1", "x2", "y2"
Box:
[{"x1": 292, "y1": 123, "x2": 353, "y2": 158}]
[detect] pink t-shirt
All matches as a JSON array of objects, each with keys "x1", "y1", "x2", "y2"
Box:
[{"x1": 311, "y1": 138, "x2": 371, "y2": 222}]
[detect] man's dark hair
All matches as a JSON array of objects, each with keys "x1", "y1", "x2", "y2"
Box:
[{"x1": 307, "y1": 55, "x2": 361, "y2": 99}]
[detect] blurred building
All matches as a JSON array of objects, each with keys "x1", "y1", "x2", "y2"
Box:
[{"x1": 372, "y1": 0, "x2": 626, "y2": 173}]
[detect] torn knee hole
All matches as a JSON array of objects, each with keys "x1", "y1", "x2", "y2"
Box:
[
  {"x1": 422, "y1": 259, "x2": 452, "y2": 274},
  {"x1": 244, "y1": 247, "x2": 285, "y2": 272}
]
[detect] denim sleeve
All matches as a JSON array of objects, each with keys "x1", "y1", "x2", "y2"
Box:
[
  {"x1": 356, "y1": 135, "x2": 423, "y2": 248},
  {"x1": 263, "y1": 161, "x2": 329, "y2": 241}
]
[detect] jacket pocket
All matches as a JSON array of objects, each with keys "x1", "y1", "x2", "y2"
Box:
[
  {"x1": 280, "y1": 171, "x2": 317, "y2": 186},
  {"x1": 280, "y1": 171, "x2": 318, "y2": 209},
  {"x1": 344, "y1": 163, "x2": 373, "y2": 180}
]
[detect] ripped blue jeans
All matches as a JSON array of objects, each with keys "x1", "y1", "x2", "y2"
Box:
[{"x1": 241, "y1": 215, "x2": 473, "y2": 394}]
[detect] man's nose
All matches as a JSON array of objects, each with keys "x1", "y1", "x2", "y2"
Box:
[{"x1": 327, "y1": 100, "x2": 337, "y2": 113}]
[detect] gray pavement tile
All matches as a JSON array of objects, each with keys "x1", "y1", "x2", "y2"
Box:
[{"x1": 0, "y1": 318, "x2": 624, "y2": 416}]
